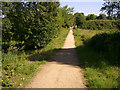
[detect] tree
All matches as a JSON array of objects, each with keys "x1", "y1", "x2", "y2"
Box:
[
  {"x1": 107, "y1": 16, "x2": 115, "y2": 20},
  {"x1": 61, "y1": 5, "x2": 74, "y2": 28},
  {"x1": 97, "y1": 14, "x2": 107, "y2": 20},
  {"x1": 86, "y1": 14, "x2": 97, "y2": 20},
  {"x1": 2, "y1": 2, "x2": 61, "y2": 50},
  {"x1": 117, "y1": 14, "x2": 120, "y2": 19},
  {"x1": 100, "y1": 1, "x2": 120, "y2": 18},
  {"x1": 55, "y1": 8, "x2": 64, "y2": 27},
  {"x1": 74, "y1": 12, "x2": 86, "y2": 27}
]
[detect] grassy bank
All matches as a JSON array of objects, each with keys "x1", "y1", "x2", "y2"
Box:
[
  {"x1": 73, "y1": 29, "x2": 120, "y2": 88},
  {"x1": 2, "y1": 28, "x2": 69, "y2": 88}
]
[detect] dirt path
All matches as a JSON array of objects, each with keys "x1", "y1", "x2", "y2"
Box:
[{"x1": 26, "y1": 29, "x2": 86, "y2": 88}]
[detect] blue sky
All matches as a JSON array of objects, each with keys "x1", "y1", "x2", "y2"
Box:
[{"x1": 60, "y1": 1, "x2": 105, "y2": 16}]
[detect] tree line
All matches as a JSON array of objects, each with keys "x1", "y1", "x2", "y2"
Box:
[
  {"x1": 2, "y1": 2, "x2": 74, "y2": 51},
  {"x1": 74, "y1": 1, "x2": 120, "y2": 29},
  {"x1": 2, "y1": 1, "x2": 120, "y2": 51}
]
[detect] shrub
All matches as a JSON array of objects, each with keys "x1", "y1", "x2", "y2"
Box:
[
  {"x1": 74, "y1": 13, "x2": 86, "y2": 28},
  {"x1": 86, "y1": 14, "x2": 97, "y2": 20},
  {"x1": 97, "y1": 14, "x2": 106, "y2": 20},
  {"x1": 84, "y1": 32, "x2": 120, "y2": 65},
  {"x1": 82, "y1": 20, "x2": 118, "y2": 30},
  {"x1": 2, "y1": 2, "x2": 60, "y2": 50},
  {"x1": 115, "y1": 20, "x2": 120, "y2": 30},
  {"x1": 2, "y1": 50, "x2": 45, "y2": 87},
  {"x1": 108, "y1": 16, "x2": 115, "y2": 20}
]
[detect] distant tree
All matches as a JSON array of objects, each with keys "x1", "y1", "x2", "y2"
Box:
[
  {"x1": 61, "y1": 5, "x2": 74, "y2": 27},
  {"x1": 74, "y1": 12, "x2": 84, "y2": 16},
  {"x1": 107, "y1": 16, "x2": 115, "y2": 20},
  {"x1": 74, "y1": 13, "x2": 86, "y2": 27},
  {"x1": 117, "y1": 14, "x2": 120, "y2": 19},
  {"x1": 100, "y1": 1, "x2": 120, "y2": 18},
  {"x1": 86, "y1": 14, "x2": 97, "y2": 20},
  {"x1": 74, "y1": 12, "x2": 79, "y2": 16},
  {"x1": 97, "y1": 14, "x2": 107, "y2": 20},
  {"x1": 80, "y1": 12, "x2": 84, "y2": 15}
]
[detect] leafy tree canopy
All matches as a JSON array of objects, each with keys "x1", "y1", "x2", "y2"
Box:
[
  {"x1": 100, "y1": 0, "x2": 120, "y2": 18},
  {"x1": 86, "y1": 14, "x2": 97, "y2": 20}
]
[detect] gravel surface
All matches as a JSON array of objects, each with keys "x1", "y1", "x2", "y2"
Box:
[{"x1": 26, "y1": 29, "x2": 86, "y2": 88}]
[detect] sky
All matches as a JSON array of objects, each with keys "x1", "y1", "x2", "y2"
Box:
[{"x1": 60, "y1": 0, "x2": 105, "y2": 16}]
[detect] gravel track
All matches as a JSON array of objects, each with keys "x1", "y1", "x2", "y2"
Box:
[{"x1": 26, "y1": 29, "x2": 86, "y2": 88}]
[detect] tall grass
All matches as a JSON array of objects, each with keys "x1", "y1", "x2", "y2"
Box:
[
  {"x1": 73, "y1": 29, "x2": 120, "y2": 88},
  {"x1": 2, "y1": 28, "x2": 69, "y2": 88}
]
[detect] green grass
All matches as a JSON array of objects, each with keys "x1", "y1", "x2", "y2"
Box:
[
  {"x1": 2, "y1": 28, "x2": 69, "y2": 88},
  {"x1": 73, "y1": 29, "x2": 120, "y2": 88}
]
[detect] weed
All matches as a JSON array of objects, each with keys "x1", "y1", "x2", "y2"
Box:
[
  {"x1": 73, "y1": 29, "x2": 120, "y2": 88},
  {"x1": 2, "y1": 28, "x2": 69, "y2": 88}
]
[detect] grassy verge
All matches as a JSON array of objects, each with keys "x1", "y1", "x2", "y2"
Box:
[
  {"x1": 73, "y1": 29, "x2": 120, "y2": 88},
  {"x1": 2, "y1": 28, "x2": 69, "y2": 88}
]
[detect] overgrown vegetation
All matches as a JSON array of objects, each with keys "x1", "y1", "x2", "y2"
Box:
[
  {"x1": 86, "y1": 14, "x2": 97, "y2": 20},
  {"x1": 74, "y1": 13, "x2": 86, "y2": 28},
  {"x1": 2, "y1": 51, "x2": 46, "y2": 87},
  {"x1": 2, "y1": 2, "x2": 59, "y2": 50},
  {"x1": 2, "y1": 1, "x2": 74, "y2": 88},
  {"x1": 84, "y1": 32, "x2": 120, "y2": 65},
  {"x1": 2, "y1": 1, "x2": 120, "y2": 88},
  {"x1": 2, "y1": 2, "x2": 74, "y2": 51},
  {"x1": 73, "y1": 29, "x2": 120, "y2": 88},
  {"x1": 2, "y1": 28, "x2": 69, "y2": 88},
  {"x1": 81, "y1": 20, "x2": 119, "y2": 30}
]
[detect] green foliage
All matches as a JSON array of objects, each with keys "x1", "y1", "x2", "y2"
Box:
[
  {"x1": 74, "y1": 13, "x2": 86, "y2": 28},
  {"x1": 117, "y1": 14, "x2": 120, "y2": 19},
  {"x1": 84, "y1": 67, "x2": 119, "y2": 88},
  {"x1": 97, "y1": 14, "x2": 106, "y2": 20},
  {"x1": 86, "y1": 14, "x2": 97, "y2": 20},
  {"x1": 2, "y1": 2, "x2": 74, "y2": 51},
  {"x1": 2, "y1": 2, "x2": 60, "y2": 50},
  {"x1": 2, "y1": 28, "x2": 69, "y2": 88},
  {"x1": 107, "y1": 16, "x2": 115, "y2": 20},
  {"x1": 2, "y1": 50, "x2": 46, "y2": 87},
  {"x1": 27, "y1": 28, "x2": 69, "y2": 61},
  {"x1": 61, "y1": 5, "x2": 74, "y2": 27},
  {"x1": 82, "y1": 20, "x2": 118, "y2": 30},
  {"x1": 84, "y1": 32, "x2": 120, "y2": 65},
  {"x1": 73, "y1": 29, "x2": 120, "y2": 88},
  {"x1": 2, "y1": 18, "x2": 12, "y2": 42},
  {"x1": 55, "y1": 8, "x2": 64, "y2": 27},
  {"x1": 116, "y1": 19, "x2": 120, "y2": 30},
  {"x1": 100, "y1": 1, "x2": 120, "y2": 18}
]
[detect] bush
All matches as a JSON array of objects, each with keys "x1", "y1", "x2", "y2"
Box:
[
  {"x1": 82, "y1": 20, "x2": 118, "y2": 30},
  {"x1": 86, "y1": 14, "x2": 97, "y2": 20},
  {"x1": 2, "y1": 2, "x2": 60, "y2": 50},
  {"x1": 115, "y1": 20, "x2": 120, "y2": 30},
  {"x1": 97, "y1": 14, "x2": 106, "y2": 20},
  {"x1": 84, "y1": 32, "x2": 120, "y2": 65},
  {"x1": 108, "y1": 16, "x2": 115, "y2": 20},
  {"x1": 74, "y1": 13, "x2": 86, "y2": 28},
  {"x1": 2, "y1": 50, "x2": 45, "y2": 87}
]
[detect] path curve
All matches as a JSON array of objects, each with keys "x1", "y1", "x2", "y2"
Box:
[{"x1": 26, "y1": 29, "x2": 86, "y2": 88}]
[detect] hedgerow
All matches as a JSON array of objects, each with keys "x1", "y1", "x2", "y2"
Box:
[
  {"x1": 2, "y1": 2, "x2": 74, "y2": 51},
  {"x1": 81, "y1": 20, "x2": 119, "y2": 30},
  {"x1": 84, "y1": 32, "x2": 120, "y2": 65},
  {"x1": 2, "y1": 2, "x2": 61, "y2": 50}
]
